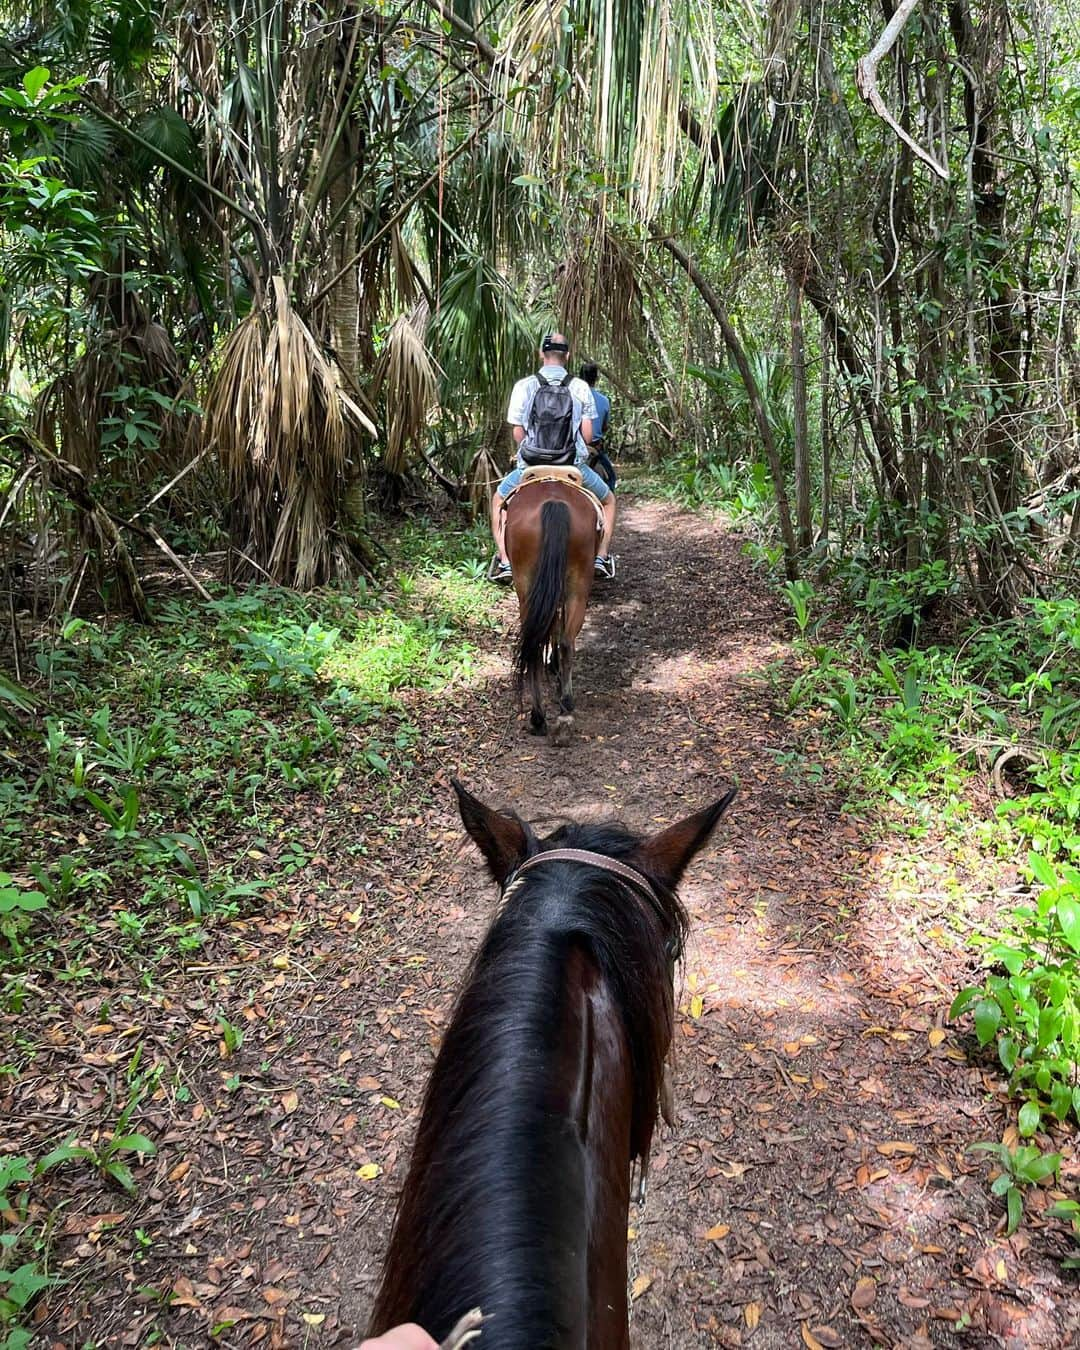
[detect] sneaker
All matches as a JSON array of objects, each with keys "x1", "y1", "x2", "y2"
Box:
[
  {"x1": 488, "y1": 557, "x2": 513, "y2": 583},
  {"x1": 594, "y1": 555, "x2": 615, "y2": 579}
]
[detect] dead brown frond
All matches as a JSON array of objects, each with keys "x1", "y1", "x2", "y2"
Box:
[
  {"x1": 371, "y1": 303, "x2": 439, "y2": 476},
  {"x1": 558, "y1": 219, "x2": 644, "y2": 372},
  {"x1": 205, "y1": 276, "x2": 373, "y2": 589},
  {"x1": 468, "y1": 445, "x2": 502, "y2": 518},
  {"x1": 390, "y1": 224, "x2": 420, "y2": 311},
  {"x1": 32, "y1": 319, "x2": 185, "y2": 479}
]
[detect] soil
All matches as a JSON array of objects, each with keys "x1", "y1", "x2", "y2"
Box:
[{"x1": 11, "y1": 496, "x2": 1079, "y2": 1349}]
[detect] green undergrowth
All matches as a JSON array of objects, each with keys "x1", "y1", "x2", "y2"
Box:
[
  {"x1": 1, "y1": 512, "x2": 492, "y2": 999},
  {"x1": 769, "y1": 574, "x2": 1080, "y2": 1256},
  {"x1": 0, "y1": 513, "x2": 493, "y2": 1341}
]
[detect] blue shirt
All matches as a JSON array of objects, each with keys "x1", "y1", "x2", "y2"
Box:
[{"x1": 591, "y1": 389, "x2": 610, "y2": 438}]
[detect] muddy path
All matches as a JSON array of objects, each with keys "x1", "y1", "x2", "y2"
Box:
[{"x1": 31, "y1": 497, "x2": 1077, "y2": 1349}]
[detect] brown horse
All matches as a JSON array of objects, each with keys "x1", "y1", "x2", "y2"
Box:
[
  {"x1": 367, "y1": 780, "x2": 737, "y2": 1349},
  {"x1": 504, "y1": 473, "x2": 601, "y2": 745}
]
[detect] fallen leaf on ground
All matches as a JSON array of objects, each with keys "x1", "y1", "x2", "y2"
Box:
[
  {"x1": 704, "y1": 1223, "x2": 730, "y2": 1241},
  {"x1": 875, "y1": 1141, "x2": 916, "y2": 1157},
  {"x1": 631, "y1": 1274, "x2": 652, "y2": 1300},
  {"x1": 852, "y1": 1277, "x2": 877, "y2": 1309}
]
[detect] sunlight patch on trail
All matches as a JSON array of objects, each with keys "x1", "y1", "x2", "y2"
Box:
[{"x1": 632, "y1": 641, "x2": 783, "y2": 689}]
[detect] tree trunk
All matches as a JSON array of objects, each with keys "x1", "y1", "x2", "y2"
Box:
[
  {"x1": 788, "y1": 275, "x2": 812, "y2": 554},
  {"x1": 949, "y1": 0, "x2": 1024, "y2": 614},
  {"x1": 820, "y1": 314, "x2": 831, "y2": 547},
  {"x1": 660, "y1": 236, "x2": 799, "y2": 579}
]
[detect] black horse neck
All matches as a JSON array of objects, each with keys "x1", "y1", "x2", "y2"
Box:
[{"x1": 369, "y1": 831, "x2": 685, "y2": 1347}]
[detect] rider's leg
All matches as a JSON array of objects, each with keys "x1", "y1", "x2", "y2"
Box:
[
  {"x1": 490, "y1": 492, "x2": 507, "y2": 563},
  {"x1": 600, "y1": 494, "x2": 616, "y2": 558}
]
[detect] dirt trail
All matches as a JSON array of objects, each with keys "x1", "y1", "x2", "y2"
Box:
[
  {"x1": 33, "y1": 497, "x2": 1076, "y2": 1348},
  {"x1": 336, "y1": 496, "x2": 1076, "y2": 1348}
]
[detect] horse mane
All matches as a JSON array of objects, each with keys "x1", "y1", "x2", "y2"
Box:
[{"x1": 368, "y1": 819, "x2": 689, "y2": 1346}]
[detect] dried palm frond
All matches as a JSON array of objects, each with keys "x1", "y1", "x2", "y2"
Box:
[
  {"x1": 371, "y1": 303, "x2": 439, "y2": 476},
  {"x1": 32, "y1": 319, "x2": 185, "y2": 479},
  {"x1": 494, "y1": 0, "x2": 719, "y2": 223},
  {"x1": 206, "y1": 276, "x2": 373, "y2": 589},
  {"x1": 390, "y1": 224, "x2": 420, "y2": 311},
  {"x1": 468, "y1": 445, "x2": 502, "y2": 519},
  {"x1": 558, "y1": 218, "x2": 644, "y2": 372}
]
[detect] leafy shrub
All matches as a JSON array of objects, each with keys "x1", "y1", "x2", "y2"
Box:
[
  {"x1": 951, "y1": 851, "x2": 1080, "y2": 1129},
  {"x1": 967, "y1": 1141, "x2": 1062, "y2": 1236}
]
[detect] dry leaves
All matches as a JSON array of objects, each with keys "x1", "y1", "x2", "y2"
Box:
[{"x1": 631, "y1": 1274, "x2": 652, "y2": 1300}]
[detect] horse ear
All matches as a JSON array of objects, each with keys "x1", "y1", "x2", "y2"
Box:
[
  {"x1": 451, "y1": 779, "x2": 530, "y2": 885},
  {"x1": 633, "y1": 787, "x2": 737, "y2": 890}
]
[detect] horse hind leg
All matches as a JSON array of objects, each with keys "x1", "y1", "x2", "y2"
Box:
[{"x1": 551, "y1": 636, "x2": 575, "y2": 746}]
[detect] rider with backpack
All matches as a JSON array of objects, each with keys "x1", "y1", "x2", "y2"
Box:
[{"x1": 489, "y1": 333, "x2": 616, "y2": 582}]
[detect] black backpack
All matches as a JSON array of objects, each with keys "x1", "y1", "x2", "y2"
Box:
[{"x1": 520, "y1": 373, "x2": 576, "y2": 466}]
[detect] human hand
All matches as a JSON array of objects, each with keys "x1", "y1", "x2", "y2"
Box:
[{"x1": 359, "y1": 1324, "x2": 437, "y2": 1350}]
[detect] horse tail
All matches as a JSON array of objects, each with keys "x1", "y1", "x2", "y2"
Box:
[{"x1": 515, "y1": 499, "x2": 569, "y2": 687}]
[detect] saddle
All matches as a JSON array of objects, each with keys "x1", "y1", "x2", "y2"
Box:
[{"x1": 504, "y1": 465, "x2": 604, "y2": 532}]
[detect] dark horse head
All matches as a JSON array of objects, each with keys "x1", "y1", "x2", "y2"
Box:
[{"x1": 368, "y1": 781, "x2": 737, "y2": 1349}]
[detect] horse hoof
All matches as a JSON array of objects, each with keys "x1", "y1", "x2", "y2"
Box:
[
  {"x1": 551, "y1": 714, "x2": 573, "y2": 747},
  {"x1": 529, "y1": 715, "x2": 548, "y2": 736}
]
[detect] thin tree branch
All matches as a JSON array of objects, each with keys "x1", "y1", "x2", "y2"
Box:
[
  {"x1": 424, "y1": 0, "x2": 506, "y2": 70},
  {"x1": 855, "y1": 0, "x2": 950, "y2": 181}
]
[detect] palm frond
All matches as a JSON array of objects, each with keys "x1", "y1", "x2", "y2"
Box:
[
  {"x1": 371, "y1": 303, "x2": 439, "y2": 476},
  {"x1": 206, "y1": 275, "x2": 369, "y2": 588},
  {"x1": 430, "y1": 251, "x2": 537, "y2": 421},
  {"x1": 558, "y1": 217, "x2": 643, "y2": 372}
]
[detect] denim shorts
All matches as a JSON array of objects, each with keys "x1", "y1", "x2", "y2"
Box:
[{"x1": 498, "y1": 462, "x2": 611, "y2": 502}]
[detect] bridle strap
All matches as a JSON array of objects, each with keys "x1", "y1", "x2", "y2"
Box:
[{"x1": 497, "y1": 847, "x2": 671, "y2": 937}]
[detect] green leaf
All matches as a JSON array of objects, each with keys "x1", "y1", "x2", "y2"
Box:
[
  {"x1": 35, "y1": 1142, "x2": 93, "y2": 1173},
  {"x1": 1005, "y1": 1185, "x2": 1023, "y2": 1236},
  {"x1": 1056, "y1": 893, "x2": 1080, "y2": 953},
  {"x1": 22, "y1": 67, "x2": 50, "y2": 100},
  {"x1": 102, "y1": 1160, "x2": 136, "y2": 1192},
  {"x1": 1017, "y1": 1101, "x2": 1041, "y2": 1137},
  {"x1": 1027, "y1": 850, "x2": 1057, "y2": 889},
  {"x1": 111, "y1": 1133, "x2": 156, "y2": 1157},
  {"x1": 974, "y1": 997, "x2": 1002, "y2": 1046},
  {"x1": 948, "y1": 986, "x2": 981, "y2": 1019},
  {"x1": 1026, "y1": 1152, "x2": 1061, "y2": 1183}
]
